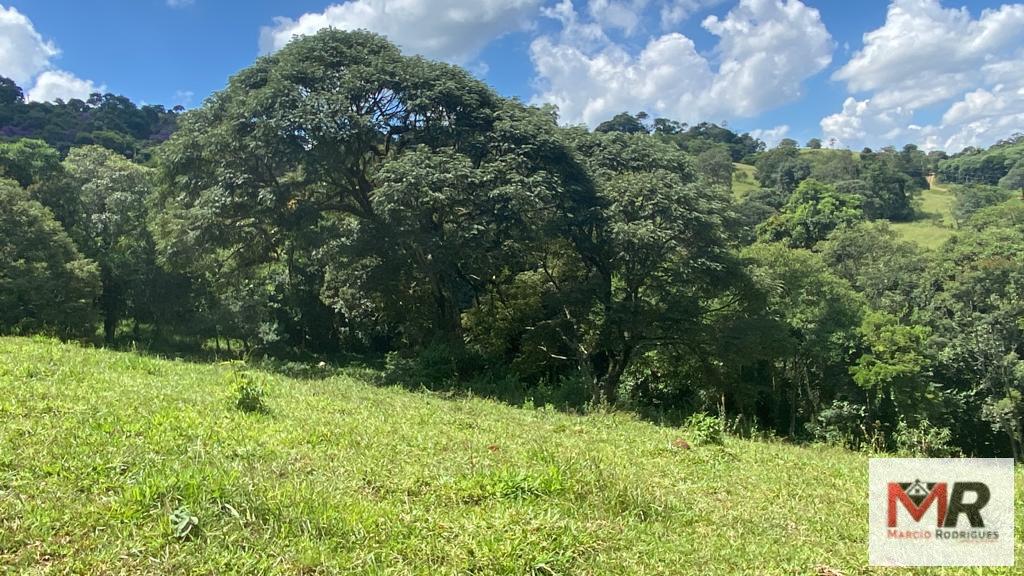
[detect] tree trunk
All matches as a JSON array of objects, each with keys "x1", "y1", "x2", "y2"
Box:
[
  {"x1": 103, "y1": 310, "x2": 117, "y2": 345},
  {"x1": 590, "y1": 347, "x2": 632, "y2": 406},
  {"x1": 789, "y1": 387, "x2": 797, "y2": 438},
  {"x1": 100, "y1": 265, "x2": 118, "y2": 345},
  {"x1": 599, "y1": 367, "x2": 623, "y2": 405}
]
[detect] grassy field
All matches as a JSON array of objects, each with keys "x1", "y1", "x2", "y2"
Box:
[
  {"x1": 1, "y1": 337, "x2": 1022, "y2": 575},
  {"x1": 732, "y1": 163, "x2": 759, "y2": 197},
  {"x1": 890, "y1": 182, "x2": 958, "y2": 250}
]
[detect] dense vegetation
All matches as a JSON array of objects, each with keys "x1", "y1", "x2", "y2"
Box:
[
  {"x1": 5, "y1": 337, "x2": 1024, "y2": 574},
  {"x1": 2, "y1": 30, "x2": 1023, "y2": 461},
  {"x1": 0, "y1": 76, "x2": 179, "y2": 159},
  {"x1": 936, "y1": 134, "x2": 1024, "y2": 187}
]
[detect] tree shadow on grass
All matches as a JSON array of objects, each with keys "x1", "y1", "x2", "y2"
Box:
[{"x1": 59, "y1": 331, "x2": 729, "y2": 432}]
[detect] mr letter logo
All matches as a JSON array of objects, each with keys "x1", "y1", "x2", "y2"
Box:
[
  {"x1": 869, "y1": 459, "x2": 1014, "y2": 566},
  {"x1": 888, "y1": 480, "x2": 990, "y2": 529}
]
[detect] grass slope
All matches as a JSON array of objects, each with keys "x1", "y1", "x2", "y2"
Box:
[
  {"x1": 732, "y1": 163, "x2": 759, "y2": 197},
  {"x1": 891, "y1": 181, "x2": 957, "y2": 250},
  {"x1": 1, "y1": 337, "x2": 1022, "y2": 575}
]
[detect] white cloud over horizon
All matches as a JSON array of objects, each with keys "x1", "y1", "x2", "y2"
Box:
[
  {"x1": 27, "y1": 70, "x2": 105, "y2": 103},
  {"x1": 822, "y1": 0, "x2": 1024, "y2": 151},
  {"x1": 530, "y1": 0, "x2": 833, "y2": 127},
  {"x1": 257, "y1": 0, "x2": 833, "y2": 132},
  {"x1": 749, "y1": 124, "x2": 790, "y2": 147},
  {"x1": 254, "y1": 0, "x2": 1024, "y2": 152},
  {"x1": 0, "y1": 4, "x2": 58, "y2": 86},
  {"x1": 0, "y1": 4, "x2": 104, "y2": 103},
  {"x1": 259, "y1": 0, "x2": 542, "y2": 63},
  {"x1": 3, "y1": 0, "x2": 1022, "y2": 153}
]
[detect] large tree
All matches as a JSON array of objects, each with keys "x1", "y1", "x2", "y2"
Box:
[
  {"x1": 0, "y1": 139, "x2": 62, "y2": 188},
  {"x1": 156, "y1": 30, "x2": 601, "y2": 353},
  {"x1": 60, "y1": 146, "x2": 157, "y2": 343},
  {"x1": 819, "y1": 222, "x2": 924, "y2": 318},
  {"x1": 916, "y1": 222, "x2": 1024, "y2": 457},
  {"x1": 757, "y1": 179, "x2": 864, "y2": 248},
  {"x1": 741, "y1": 243, "x2": 864, "y2": 436},
  {"x1": 466, "y1": 130, "x2": 743, "y2": 403},
  {"x1": 754, "y1": 144, "x2": 811, "y2": 194}
]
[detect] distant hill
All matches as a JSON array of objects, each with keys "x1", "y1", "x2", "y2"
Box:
[
  {"x1": 0, "y1": 76, "x2": 179, "y2": 159},
  {"x1": 937, "y1": 134, "x2": 1024, "y2": 186},
  {"x1": 736, "y1": 144, "x2": 1024, "y2": 250}
]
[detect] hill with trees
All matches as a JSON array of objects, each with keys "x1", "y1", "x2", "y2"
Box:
[
  {"x1": 0, "y1": 76, "x2": 179, "y2": 160},
  {"x1": 937, "y1": 134, "x2": 1024, "y2": 186},
  {"x1": 1, "y1": 30, "x2": 1023, "y2": 462}
]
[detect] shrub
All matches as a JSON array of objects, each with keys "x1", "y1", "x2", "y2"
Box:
[
  {"x1": 807, "y1": 401, "x2": 867, "y2": 450},
  {"x1": 383, "y1": 342, "x2": 459, "y2": 389},
  {"x1": 224, "y1": 367, "x2": 269, "y2": 414},
  {"x1": 684, "y1": 413, "x2": 724, "y2": 446},
  {"x1": 893, "y1": 419, "x2": 961, "y2": 457}
]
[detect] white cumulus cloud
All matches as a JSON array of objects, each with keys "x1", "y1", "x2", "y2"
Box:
[
  {"x1": 260, "y1": 0, "x2": 542, "y2": 63},
  {"x1": 661, "y1": 0, "x2": 728, "y2": 28},
  {"x1": 0, "y1": 4, "x2": 58, "y2": 85},
  {"x1": 27, "y1": 70, "x2": 105, "y2": 103},
  {"x1": 0, "y1": 3, "x2": 104, "y2": 103},
  {"x1": 587, "y1": 0, "x2": 648, "y2": 35},
  {"x1": 822, "y1": 0, "x2": 1024, "y2": 151},
  {"x1": 531, "y1": 0, "x2": 833, "y2": 127},
  {"x1": 749, "y1": 124, "x2": 790, "y2": 147}
]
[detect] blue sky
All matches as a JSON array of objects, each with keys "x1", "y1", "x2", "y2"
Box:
[{"x1": 1, "y1": 0, "x2": 1023, "y2": 151}]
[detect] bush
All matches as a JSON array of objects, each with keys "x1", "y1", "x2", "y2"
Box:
[
  {"x1": 224, "y1": 367, "x2": 269, "y2": 414},
  {"x1": 893, "y1": 419, "x2": 961, "y2": 457},
  {"x1": 528, "y1": 374, "x2": 592, "y2": 412},
  {"x1": 384, "y1": 342, "x2": 460, "y2": 389},
  {"x1": 684, "y1": 413, "x2": 724, "y2": 446},
  {"x1": 807, "y1": 401, "x2": 867, "y2": 450}
]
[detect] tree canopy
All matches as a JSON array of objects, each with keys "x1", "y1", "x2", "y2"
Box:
[
  {"x1": 0, "y1": 76, "x2": 179, "y2": 158},
  {"x1": 0, "y1": 179, "x2": 100, "y2": 337}
]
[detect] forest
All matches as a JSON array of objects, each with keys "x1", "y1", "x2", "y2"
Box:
[{"x1": 3, "y1": 30, "x2": 1024, "y2": 460}]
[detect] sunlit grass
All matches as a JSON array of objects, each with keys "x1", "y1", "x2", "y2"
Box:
[
  {"x1": 1, "y1": 336, "x2": 1022, "y2": 574},
  {"x1": 732, "y1": 163, "x2": 759, "y2": 197},
  {"x1": 891, "y1": 183, "x2": 957, "y2": 250}
]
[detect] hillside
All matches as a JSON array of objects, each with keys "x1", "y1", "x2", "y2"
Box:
[
  {"x1": 732, "y1": 162, "x2": 759, "y2": 196},
  {"x1": 937, "y1": 136, "x2": 1024, "y2": 186},
  {"x1": 890, "y1": 179, "x2": 1024, "y2": 249},
  {"x1": 890, "y1": 179, "x2": 957, "y2": 249},
  {"x1": 735, "y1": 158, "x2": 1015, "y2": 250},
  {"x1": 1, "y1": 337, "x2": 1022, "y2": 575}
]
